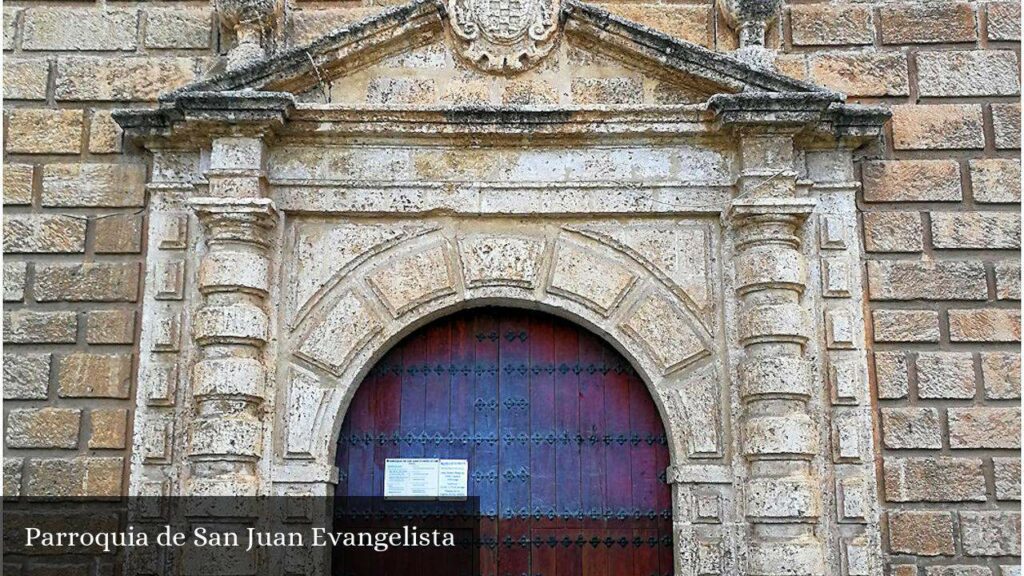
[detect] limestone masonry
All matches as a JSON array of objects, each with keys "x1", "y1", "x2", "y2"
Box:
[{"x1": 2, "y1": 0, "x2": 1020, "y2": 575}]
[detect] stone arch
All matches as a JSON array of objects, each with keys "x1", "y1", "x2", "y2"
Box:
[{"x1": 276, "y1": 220, "x2": 726, "y2": 485}]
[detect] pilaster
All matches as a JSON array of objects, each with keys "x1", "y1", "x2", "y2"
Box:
[
  {"x1": 186, "y1": 137, "x2": 279, "y2": 498},
  {"x1": 729, "y1": 131, "x2": 824, "y2": 576}
]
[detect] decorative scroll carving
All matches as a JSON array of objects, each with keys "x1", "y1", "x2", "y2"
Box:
[{"x1": 447, "y1": 0, "x2": 560, "y2": 74}]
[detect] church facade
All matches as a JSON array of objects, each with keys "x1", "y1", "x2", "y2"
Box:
[{"x1": 3, "y1": 1, "x2": 1020, "y2": 575}]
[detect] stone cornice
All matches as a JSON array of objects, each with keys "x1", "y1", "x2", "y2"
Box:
[
  {"x1": 563, "y1": 0, "x2": 826, "y2": 95},
  {"x1": 110, "y1": 0, "x2": 891, "y2": 147},
  {"x1": 115, "y1": 99, "x2": 888, "y2": 147},
  {"x1": 709, "y1": 93, "x2": 891, "y2": 142},
  {"x1": 112, "y1": 91, "x2": 296, "y2": 144}
]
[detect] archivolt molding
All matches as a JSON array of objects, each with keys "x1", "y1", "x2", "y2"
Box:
[{"x1": 280, "y1": 220, "x2": 723, "y2": 475}]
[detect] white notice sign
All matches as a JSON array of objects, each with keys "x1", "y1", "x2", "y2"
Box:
[
  {"x1": 384, "y1": 458, "x2": 469, "y2": 499},
  {"x1": 384, "y1": 458, "x2": 439, "y2": 499},
  {"x1": 438, "y1": 459, "x2": 468, "y2": 500}
]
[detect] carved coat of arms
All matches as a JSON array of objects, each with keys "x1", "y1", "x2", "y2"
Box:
[{"x1": 448, "y1": 0, "x2": 560, "y2": 74}]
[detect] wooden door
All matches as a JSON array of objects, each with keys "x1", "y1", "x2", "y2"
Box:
[{"x1": 336, "y1": 308, "x2": 673, "y2": 576}]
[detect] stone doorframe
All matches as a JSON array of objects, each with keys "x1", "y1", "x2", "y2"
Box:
[{"x1": 120, "y1": 90, "x2": 889, "y2": 576}]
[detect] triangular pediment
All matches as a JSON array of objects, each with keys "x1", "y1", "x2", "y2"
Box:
[{"x1": 162, "y1": 0, "x2": 831, "y2": 107}]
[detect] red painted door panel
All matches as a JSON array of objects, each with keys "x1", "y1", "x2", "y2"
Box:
[{"x1": 336, "y1": 308, "x2": 673, "y2": 576}]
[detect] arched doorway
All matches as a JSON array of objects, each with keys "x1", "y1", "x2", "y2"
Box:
[{"x1": 335, "y1": 307, "x2": 673, "y2": 576}]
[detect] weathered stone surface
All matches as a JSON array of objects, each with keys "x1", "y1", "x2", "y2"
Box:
[
  {"x1": 745, "y1": 413, "x2": 817, "y2": 457},
  {"x1": 57, "y1": 353, "x2": 132, "y2": 398},
  {"x1": 867, "y1": 261, "x2": 987, "y2": 301},
  {"x1": 3, "y1": 163, "x2": 33, "y2": 206},
  {"x1": 916, "y1": 352, "x2": 977, "y2": 399},
  {"x1": 88, "y1": 110, "x2": 123, "y2": 154},
  {"x1": 458, "y1": 235, "x2": 544, "y2": 289},
  {"x1": 368, "y1": 244, "x2": 455, "y2": 316},
  {"x1": 891, "y1": 104, "x2": 985, "y2": 150},
  {"x1": 862, "y1": 160, "x2": 962, "y2": 202},
  {"x1": 23, "y1": 8, "x2": 137, "y2": 51},
  {"x1": 620, "y1": 290, "x2": 707, "y2": 373},
  {"x1": 994, "y1": 458, "x2": 1022, "y2": 501},
  {"x1": 931, "y1": 212, "x2": 1021, "y2": 249},
  {"x1": 41, "y1": 164, "x2": 146, "y2": 208},
  {"x1": 924, "y1": 567, "x2": 993, "y2": 576},
  {"x1": 948, "y1": 309, "x2": 1021, "y2": 342},
  {"x1": 3, "y1": 311, "x2": 77, "y2": 344},
  {"x1": 3, "y1": 215, "x2": 86, "y2": 254},
  {"x1": 992, "y1": 103, "x2": 1021, "y2": 149},
  {"x1": 981, "y1": 352, "x2": 1021, "y2": 399},
  {"x1": 3, "y1": 353, "x2": 50, "y2": 400},
  {"x1": 875, "y1": 351, "x2": 909, "y2": 399},
  {"x1": 917, "y1": 50, "x2": 1020, "y2": 97},
  {"x1": 6, "y1": 408, "x2": 81, "y2": 449},
  {"x1": 4, "y1": 261, "x2": 26, "y2": 302},
  {"x1": 3, "y1": 7, "x2": 18, "y2": 51},
  {"x1": 55, "y1": 57, "x2": 196, "y2": 101},
  {"x1": 862, "y1": 211, "x2": 923, "y2": 252},
  {"x1": 571, "y1": 78, "x2": 643, "y2": 105},
  {"x1": 3, "y1": 58, "x2": 49, "y2": 100},
  {"x1": 289, "y1": 223, "x2": 408, "y2": 321},
  {"x1": 94, "y1": 213, "x2": 142, "y2": 254},
  {"x1": 365, "y1": 78, "x2": 437, "y2": 105},
  {"x1": 880, "y1": 2, "x2": 977, "y2": 44},
  {"x1": 88, "y1": 408, "x2": 127, "y2": 450},
  {"x1": 580, "y1": 224, "x2": 712, "y2": 313},
  {"x1": 24, "y1": 457, "x2": 123, "y2": 497},
  {"x1": 947, "y1": 407, "x2": 1021, "y2": 449},
  {"x1": 34, "y1": 263, "x2": 139, "y2": 302},
  {"x1": 970, "y1": 159, "x2": 1021, "y2": 203},
  {"x1": 193, "y1": 304, "x2": 269, "y2": 344},
  {"x1": 298, "y1": 292, "x2": 381, "y2": 375},
  {"x1": 502, "y1": 79, "x2": 559, "y2": 105},
  {"x1": 790, "y1": 4, "x2": 872, "y2": 46},
  {"x1": 882, "y1": 408, "x2": 942, "y2": 449},
  {"x1": 192, "y1": 358, "x2": 263, "y2": 398},
  {"x1": 5, "y1": 109, "x2": 83, "y2": 154},
  {"x1": 145, "y1": 8, "x2": 211, "y2": 49},
  {"x1": 284, "y1": 370, "x2": 329, "y2": 458},
  {"x1": 289, "y1": 7, "x2": 381, "y2": 45},
  {"x1": 599, "y1": 4, "x2": 711, "y2": 46},
  {"x1": 888, "y1": 510, "x2": 955, "y2": 556},
  {"x1": 809, "y1": 52, "x2": 909, "y2": 97},
  {"x1": 988, "y1": 1, "x2": 1021, "y2": 41},
  {"x1": 85, "y1": 309, "x2": 136, "y2": 345},
  {"x1": 550, "y1": 242, "x2": 636, "y2": 315},
  {"x1": 959, "y1": 512, "x2": 1022, "y2": 556},
  {"x1": 884, "y1": 457, "x2": 987, "y2": 502},
  {"x1": 872, "y1": 310, "x2": 940, "y2": 343}
]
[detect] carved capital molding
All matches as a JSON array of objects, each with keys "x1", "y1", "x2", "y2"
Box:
[
  {"x1": 447, "y1": 0, "x2": 561, "y2": 74},
  {"x1": 729, "y1": 198, "x2": 815, "y2": 249},
  {"x1": 190, "y1": 197, "x2": 278, "y2": 250}
]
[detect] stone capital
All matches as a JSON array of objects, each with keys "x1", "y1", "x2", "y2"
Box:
[
  {"x1": 728, "y1": 198, "x2": 816, "y2": 249},
  {"x1": 190, "y1": 197, "x2": 278, "y2": 249}
]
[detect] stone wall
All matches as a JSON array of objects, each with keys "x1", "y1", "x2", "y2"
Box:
[
  {"x1": 2, "y1": 1, "x2": 1020, "y2": 574},
  {"x1": 2, "y1": 4, "x2": 212, "y2": 506},
  {"x1": 773, "y1": 3, "x2": 1022, "y2": 574}
]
